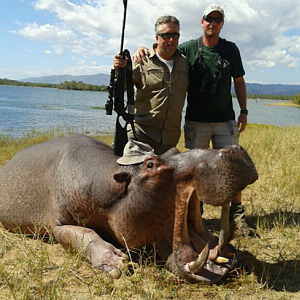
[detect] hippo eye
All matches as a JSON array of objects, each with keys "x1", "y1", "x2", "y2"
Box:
[{"x1": 147, "y1": 162, "x2": 154, "y2": 169}]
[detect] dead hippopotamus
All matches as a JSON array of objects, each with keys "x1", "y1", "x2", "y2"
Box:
[{"x1": 0, "y1": 134, "x2": 258, "y2": 283}]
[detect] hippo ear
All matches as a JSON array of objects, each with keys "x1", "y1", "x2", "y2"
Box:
[{"x1": 113, "y1": 172, "x2": 132, "y2": 183}]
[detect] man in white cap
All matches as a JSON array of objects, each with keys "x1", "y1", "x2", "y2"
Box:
[
  {"x1": 178, "y1": 4, "x2": 254, "y2": 237},
  {"x1": 133, "y1": 5, "x2": 255, "y2": 237}
]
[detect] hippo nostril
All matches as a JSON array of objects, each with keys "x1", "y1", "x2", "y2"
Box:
[{"x1": 147, "y1": 162, "x2": 154, "y2": 169}]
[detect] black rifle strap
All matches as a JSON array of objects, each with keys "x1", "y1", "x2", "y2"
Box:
[{"x1": 197, "y1": 36, "x2": 205, "y2": 73}]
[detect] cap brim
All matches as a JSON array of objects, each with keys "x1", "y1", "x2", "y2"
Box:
[{"x1": 117, "y1": 154, "x2": 150, "y2": 166}]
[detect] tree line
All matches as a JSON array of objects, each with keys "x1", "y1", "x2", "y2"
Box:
[
  {"x1": 240, "y1": 93, "x2": 299, "y2": 105},
  {"x1": 0, "y1": 78, "x2": 107, "y2": 92}
]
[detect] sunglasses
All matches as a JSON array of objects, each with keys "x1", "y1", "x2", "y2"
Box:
[
  {"x1": 156, "y1": 32, "x2": 180, "y2": 40},
  {"x1": 204, "y1": 16, "x2": 223, "y2": 24}
]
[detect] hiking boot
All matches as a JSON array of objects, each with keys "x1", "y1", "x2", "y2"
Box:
[
  {"x1": 233, "y1": 218, "x2": 258, "y2": 237},
  {"x1": 229, "y1": 203, "x2": 258, "y2": 238}
]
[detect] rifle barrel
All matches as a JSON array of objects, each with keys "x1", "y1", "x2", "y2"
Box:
[{"x1": 120, "y1": 0, "x2": 128, "y2": 53}]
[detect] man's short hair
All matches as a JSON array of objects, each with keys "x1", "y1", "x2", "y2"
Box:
[{"x1": 155, "y1": 16, "x2": 180, "y2": 33}]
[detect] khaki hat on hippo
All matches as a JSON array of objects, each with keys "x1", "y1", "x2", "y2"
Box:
[
  {"x1": 117, "y1": 140, "x2": 155, "y2": 165},
  {"x1": 202, "y1": 4, "x2": 225, "y2": 19}
]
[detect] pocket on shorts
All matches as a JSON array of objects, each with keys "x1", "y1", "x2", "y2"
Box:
[{"x1": 184, "y1": 121, "x2": 195, "y2": 140}]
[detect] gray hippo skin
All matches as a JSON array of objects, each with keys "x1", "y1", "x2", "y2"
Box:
[{"x1": 0, "y1": 134, "x2": 258, "y2": 283}]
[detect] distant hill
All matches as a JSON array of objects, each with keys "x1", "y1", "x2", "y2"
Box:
[
  {"x1": 20, "y1": 73, "x2": 110, "y2": 86},
  {"x1": 245, "y1": 83, "x2": 300, "y2": 96},
  {"x1": 20, "y1": 74, "x2": 300, "y2": 96}
]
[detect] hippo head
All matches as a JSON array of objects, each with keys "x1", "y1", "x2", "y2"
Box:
[
  {"x1": 112, "y1": 145, "x2": 258, "y2": 283},
  {"x1": 161, "y1": 145, "x2": 258, "y2": 283}
]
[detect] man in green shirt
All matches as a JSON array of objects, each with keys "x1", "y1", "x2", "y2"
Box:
[
  {"x1": 133, "y1": 5, "x2": 256, "y2": 237},
  {"x1": 180, "y1": 4, "x2": 255, "y2": 237}
]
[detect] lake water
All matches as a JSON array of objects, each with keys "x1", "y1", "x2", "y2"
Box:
[{"x1": 0, "y1": 85, "x2": 299, "y2": 137}]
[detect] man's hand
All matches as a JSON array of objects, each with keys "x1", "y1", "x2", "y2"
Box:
[
  {"x1": 237, "y1": 113, "x2": 247, "y2": 133},
  {"x1": 113, "y1": 54, "x2": 128, "y2": 71},
  {"x1": 132, "y1": 47, "x2": 150, "y2": 63}
]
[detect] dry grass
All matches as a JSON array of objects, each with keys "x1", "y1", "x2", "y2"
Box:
[
  {"x1": 0, "y1": 125, "x2": 300, "y2": 299},
  {"x1": 264, "y1": 102, "x2": 300, "y2": 108}
]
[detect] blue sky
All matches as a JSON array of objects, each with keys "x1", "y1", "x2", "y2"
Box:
[{"x1": 1, "y1": 0, "x2": 300, "y2": 84}]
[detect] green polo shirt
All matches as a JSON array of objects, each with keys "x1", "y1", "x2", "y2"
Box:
[
  {"x1": 132, "y1": 45, "x2": 189, "y2": 146},
  {"x1": 178, "y1": 37, "x2": 245, "y2": 122}
]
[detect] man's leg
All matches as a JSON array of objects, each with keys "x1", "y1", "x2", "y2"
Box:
[
  {"x1": 212, "y1": 121, "x2": 257, "y2": 237},
  {"x1": 184, "y1": 121, "x2": 212, "y2": 217},
  {"x1": 229, "y1": 192, "x2": 257, "y2": 237},
  {"x1": 184, "y1": 121, "x2": 212, "y2": 149}
]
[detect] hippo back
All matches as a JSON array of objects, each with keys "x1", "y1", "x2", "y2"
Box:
[{"x1": 0, "y1": 134, "x2": 121, "y2": 230}]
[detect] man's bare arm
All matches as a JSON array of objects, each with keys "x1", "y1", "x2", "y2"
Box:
[{"x1": 233, "y1": 76, "x2": 247, "y2": 133}]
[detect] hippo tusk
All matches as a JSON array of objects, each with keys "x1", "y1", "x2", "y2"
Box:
[
  {"x1": 189, "y1": 242, "x2": 210, "y2": 274},
  {"x1": 215, "y1": 256, "x2": 229, "y2": 264}
]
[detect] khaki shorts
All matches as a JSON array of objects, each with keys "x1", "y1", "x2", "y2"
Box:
[
  {"x1": 184, "y1": 120, "x2": 240, "y2": 149},
  {"x1": 127, "y1": 126, "x2": 175, "y2": 155}
]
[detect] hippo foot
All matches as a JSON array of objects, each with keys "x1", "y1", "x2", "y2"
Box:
[{"x1": 87, "y1": 241, "x2": 129, "y2": 279}]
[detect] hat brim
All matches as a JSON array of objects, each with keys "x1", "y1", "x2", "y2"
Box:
[{"x1": 117, "y1": 154, "x2": 151, "y2": 166}]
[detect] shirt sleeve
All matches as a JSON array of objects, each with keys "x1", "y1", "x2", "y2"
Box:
[{"x1": 231, "y1": 43, "x2": 245, "y2": 78}]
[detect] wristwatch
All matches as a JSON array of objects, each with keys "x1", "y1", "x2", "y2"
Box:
[{"x1": 240, "y1": 109, "x2": 248, "y2": 115}]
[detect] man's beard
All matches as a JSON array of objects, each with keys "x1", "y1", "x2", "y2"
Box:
[{"x1": 205, "y1": 29, "x2": 216, "y2": 38}]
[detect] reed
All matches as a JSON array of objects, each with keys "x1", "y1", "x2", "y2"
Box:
[{"x1": 0, "y1": 124, "x2": 299, "y2": 299}]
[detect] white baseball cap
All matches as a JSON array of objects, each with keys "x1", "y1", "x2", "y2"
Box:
[{"x1": 202, "y1": 4, "x2": 225, "y2": 19}]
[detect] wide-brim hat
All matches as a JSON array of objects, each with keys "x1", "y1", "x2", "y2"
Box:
[
  {"x1": 117, "y1": 140, "x2": 155, "y2": 165},
  {"x1": 202, "y1": 4, "x2": 225, "y2": 19}
]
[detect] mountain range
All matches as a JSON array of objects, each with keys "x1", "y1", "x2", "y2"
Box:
[
  {"x1": 21, "y1": 73, "x2": 300, "y2": 95},
  {"x1": 21, "y1": 73, "x2": 110, "y2": 86}
]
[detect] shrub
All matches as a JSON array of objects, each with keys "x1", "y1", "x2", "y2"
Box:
[{"x1": 293, "y1": 92, "x2": 300, "y2": 105}]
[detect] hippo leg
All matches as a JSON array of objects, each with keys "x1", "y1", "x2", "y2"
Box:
[{"x1": 52, "y1": 224, "x2": 129, "y2": 278}]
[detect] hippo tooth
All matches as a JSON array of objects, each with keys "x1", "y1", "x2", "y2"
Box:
[
  {"x1": 189, "y1": 243, "x2": 209, "y2": 274},
  {"x1": 215, "y1": 256, "x2": 229, "y2": 264}
]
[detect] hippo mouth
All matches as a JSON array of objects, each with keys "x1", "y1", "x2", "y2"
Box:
[{"x1": 166, "y1": 184, "x2": 236, "y2": 283}]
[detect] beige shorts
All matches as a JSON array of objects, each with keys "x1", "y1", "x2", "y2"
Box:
[
  {"x1": 184, "y1": 120, "x2": 240, "y2": 149},
  {"x1": 127, "y1": 126, "x2": 175, "y2": 155}
]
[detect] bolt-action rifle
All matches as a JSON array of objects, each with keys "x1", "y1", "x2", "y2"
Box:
[{"x1": 105, "y1": 0, "x2": 135, "y2": 156}]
